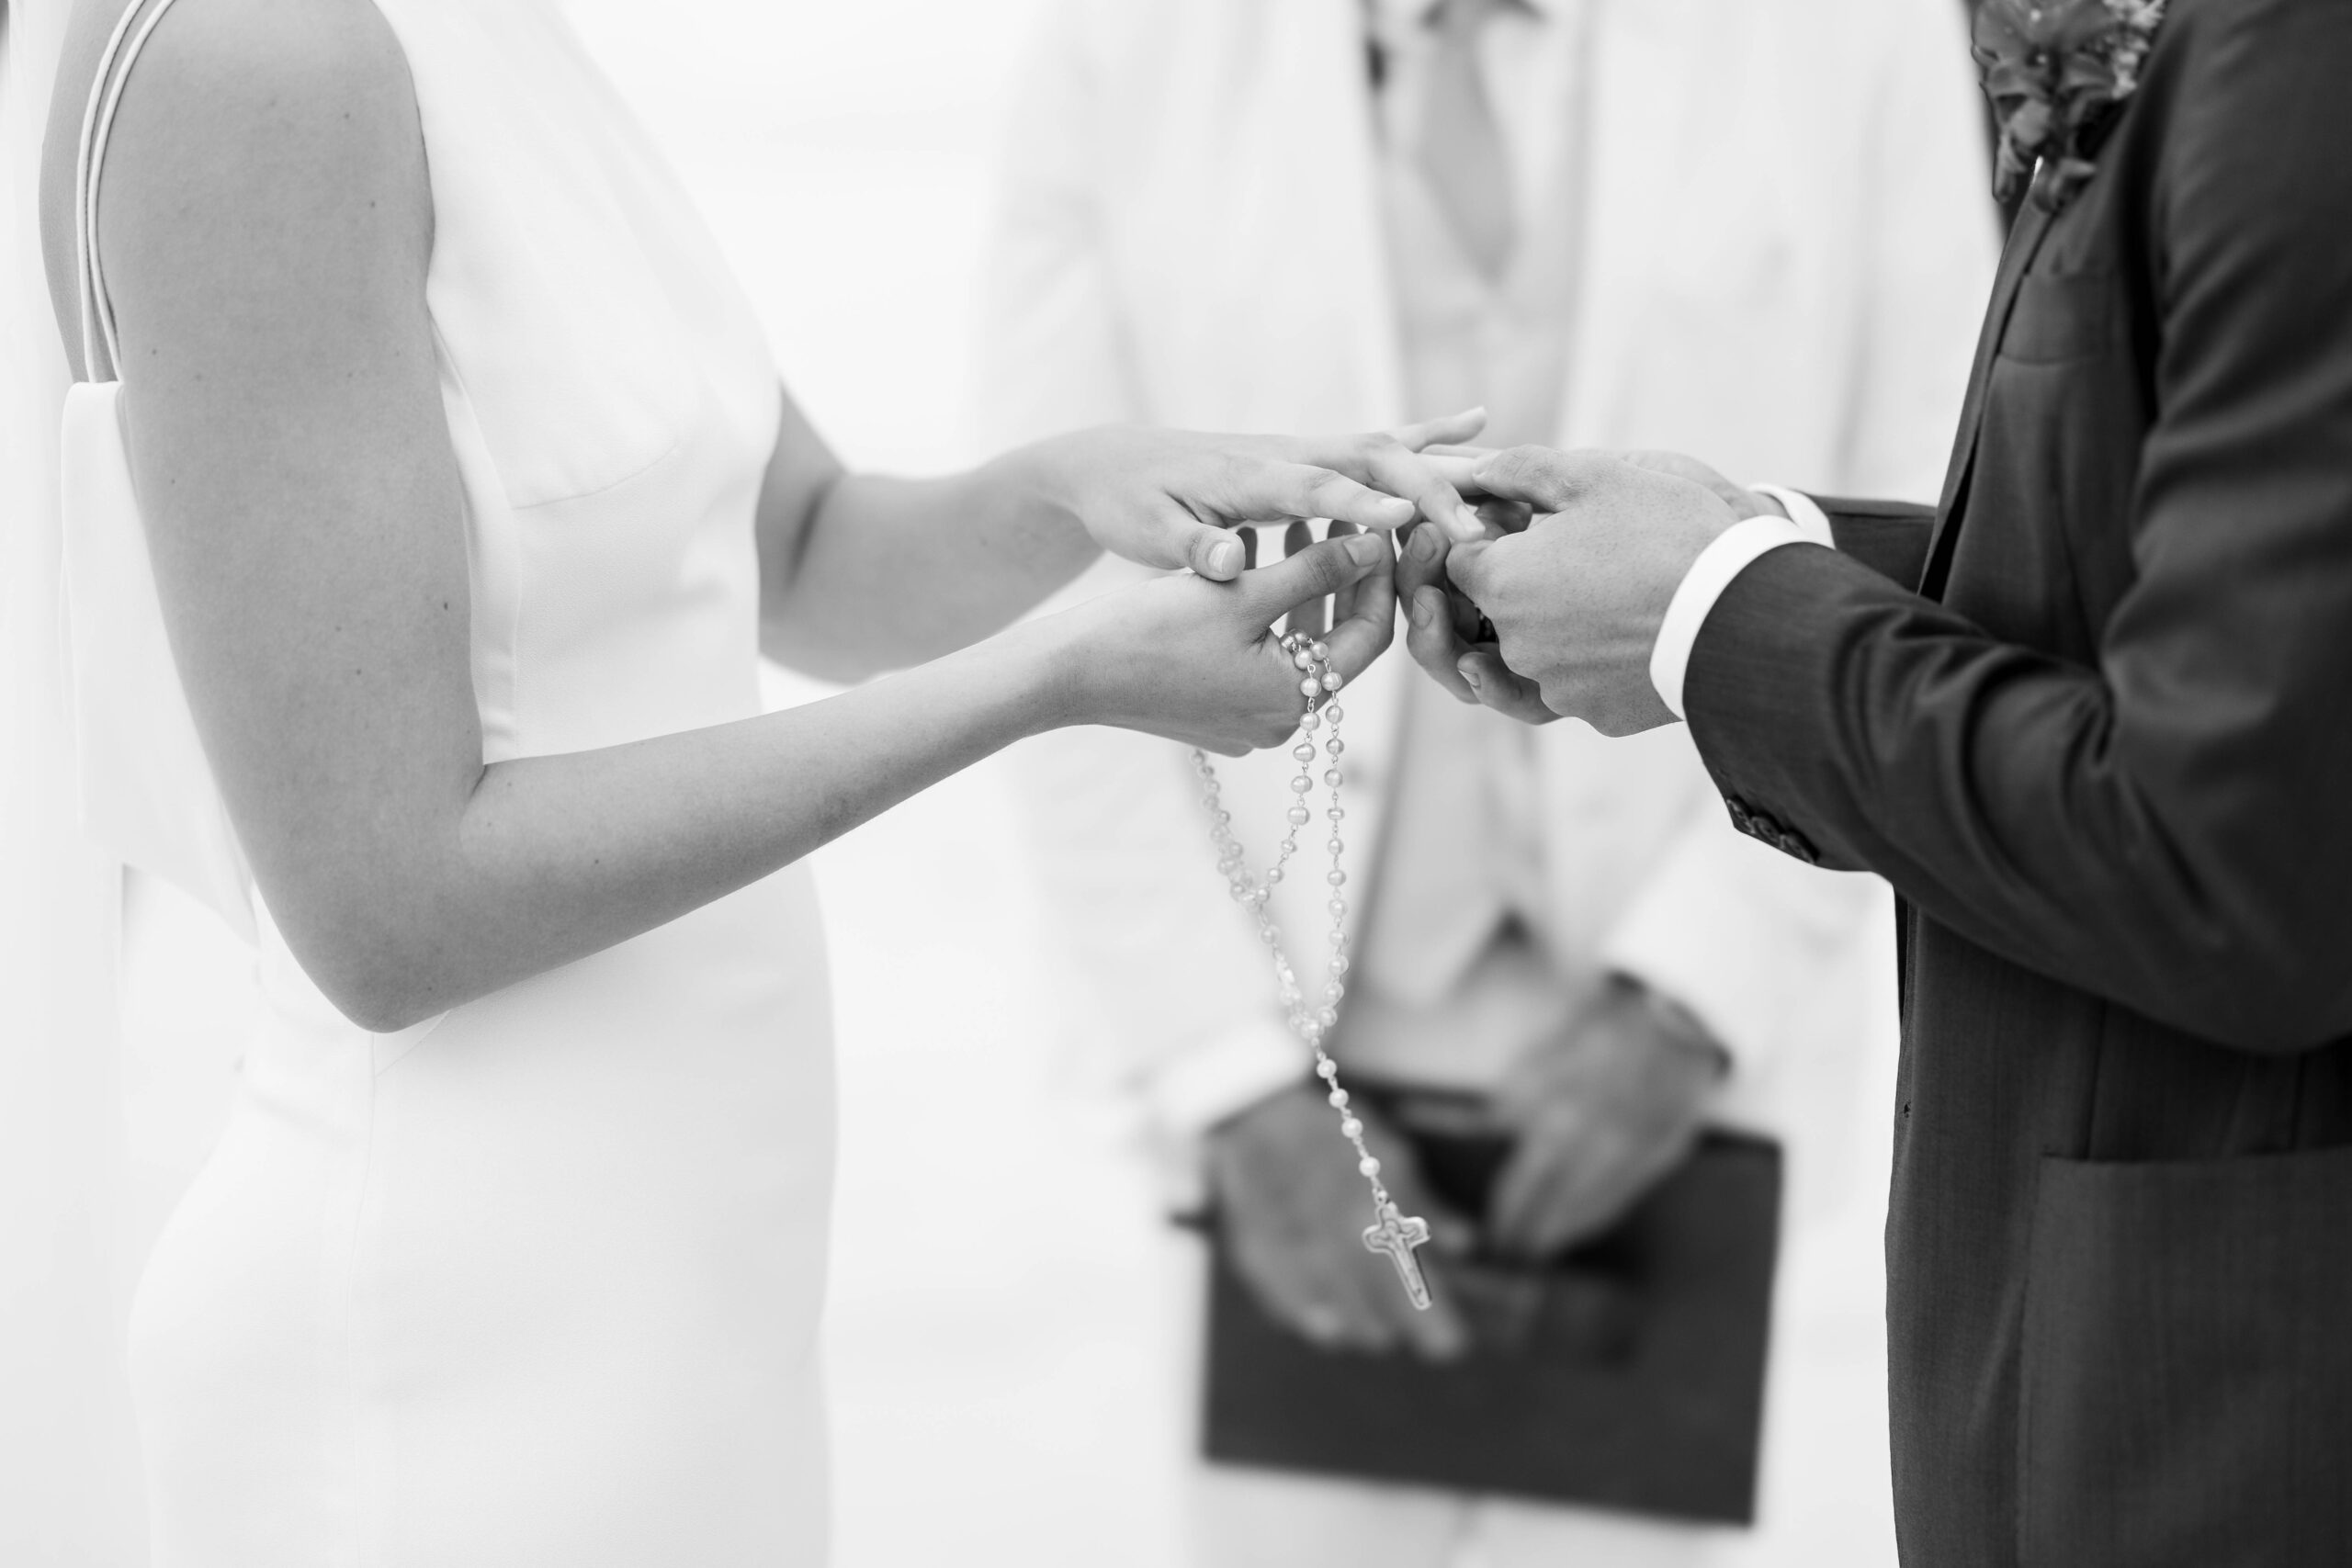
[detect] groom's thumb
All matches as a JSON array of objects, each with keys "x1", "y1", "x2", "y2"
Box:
[{"x1": 1445, "y1": 537, "x2": 1498, "y2": 607}]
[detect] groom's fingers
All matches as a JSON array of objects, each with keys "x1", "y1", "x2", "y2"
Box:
[
  {"x1": 1442, "y1": 536, "x2": 1498, "y2": 605},
  {"x1": 1466, "y1": 445, "x2": 1613, "y2": 513},
  {"x1": 1399, "y1": 526, "x2": 1478, "y2": 704},
  {"x1": 1406, "y1": 586, "x2": 1479, "y2": 705},
  {"x1": 1456, "y1": 649, "x2": 1560, "y2": 726}
]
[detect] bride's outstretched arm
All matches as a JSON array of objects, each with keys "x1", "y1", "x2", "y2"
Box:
[{"x1": 41, "y1": 0, "x2": 1398, "y2": 1034}]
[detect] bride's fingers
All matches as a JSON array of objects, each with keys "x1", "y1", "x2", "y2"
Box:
[
  {"x1": 1385, "y1": 407, "x2": 1488, "y2": 453},
  {"x1": 1229, "y1": 463, "x2": 1418, "y2": 534},
  {"x1": 1236, "y1": 531, "x2": 1390, "y2": 630},
  {"x1": 1283, "y1": 522, "x2": 1329, "y2": 641},
  {"x1": 1325, "y1": 520, "x2": 1374, "y2": 628},
  {"x1": 1420, "y1": 452, "x2": 1492, "y2": 498},
  {"x1": 1340, "y1": 441, "x2": 1486, "y2": 545},
  {"x1": 1320, "y1": 536, "x2": 1396, "y2": 684}
]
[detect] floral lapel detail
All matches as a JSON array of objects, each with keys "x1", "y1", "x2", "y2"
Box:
[{"x1": 1973, "y1": 0, "x2": 2166, "y2": 212}]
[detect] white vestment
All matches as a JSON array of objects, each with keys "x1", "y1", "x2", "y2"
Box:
[{"x1": 980, "y1": 0, "x2": 1996, "y2": 1562}]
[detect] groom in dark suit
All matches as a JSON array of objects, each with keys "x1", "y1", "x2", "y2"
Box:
[{"x1": 1392, "y1": 1, "x2": 2352, "y2": 1562}]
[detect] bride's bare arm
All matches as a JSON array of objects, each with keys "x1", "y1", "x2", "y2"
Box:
[{"x1": 40, "y1": 0, "x2": 1395, "y2": 1032}]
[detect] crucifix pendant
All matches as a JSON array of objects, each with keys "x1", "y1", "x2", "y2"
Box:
[{"x1": 1363, "y1": 1201, "x2": 1433, "y2": 1311}]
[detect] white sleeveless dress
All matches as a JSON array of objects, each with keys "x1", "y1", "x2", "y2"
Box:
[{"x1": 107, "y1": 5, "x2": 839, "y2": 1563}]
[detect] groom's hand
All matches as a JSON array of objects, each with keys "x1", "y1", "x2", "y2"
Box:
[
  {"x1": 1206, "y1": 1083, "x2": 1473, "y2": 1359},
  {"x1": 1438, "y1": 448, "x2": 1741, "y2": 735}
]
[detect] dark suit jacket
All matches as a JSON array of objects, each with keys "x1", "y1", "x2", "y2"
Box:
[{"x1": 1680, "y1": 3, "x2": 2352, "y2": 1563}]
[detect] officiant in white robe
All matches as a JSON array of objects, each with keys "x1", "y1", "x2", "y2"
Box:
[{"x1": 981, "y1": 0, "x2": 1994, "y2": 1562}]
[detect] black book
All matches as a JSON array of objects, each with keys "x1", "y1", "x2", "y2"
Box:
[{"x1": 1200, "y1": 1108, "x2": 1783, "y2": 1526}]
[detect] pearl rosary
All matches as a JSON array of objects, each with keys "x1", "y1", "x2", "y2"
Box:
[{"x1": 1192, "y1": 630, "x2": 1434, "y2": 1312}]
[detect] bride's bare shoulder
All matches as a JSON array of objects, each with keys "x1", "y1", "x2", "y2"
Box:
[{"x1": 37, "y1": 0, "x2": 427, "y2": 377}]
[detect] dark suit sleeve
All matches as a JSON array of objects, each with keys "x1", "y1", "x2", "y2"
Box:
[{"x1": 1683, "y1": 0, "x2": 2352, "y2": 1055}]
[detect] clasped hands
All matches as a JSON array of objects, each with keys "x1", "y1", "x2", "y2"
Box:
[
  {"x1": 1045, "y1": 410, "x2": 1774, "y2": 741},
  {"x1": 1395, "y1": 446, "x2": 1785, "y2": 735}
]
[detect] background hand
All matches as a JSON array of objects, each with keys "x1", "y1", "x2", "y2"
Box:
[
  {"x1": 1441, "y1": 447, "x2": 1739, "y2": 734},
  {"x1": 1052, "y1": 532, "x2": 1394, "y2": 753},
  {"x1": 1206, "y1": 1082, "x2": 1474, "y2": 1359},
  {"x1": 1485, "y1": 976, "x2": 1727, "y2": 1260},
  {"x1": 1027, "y1": 411, "x2": 1491, "y2": 583}
]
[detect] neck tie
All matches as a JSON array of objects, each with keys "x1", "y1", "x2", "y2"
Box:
[{"x1": 1414, "y1": 0, "x2": 1517, "y2": 281}]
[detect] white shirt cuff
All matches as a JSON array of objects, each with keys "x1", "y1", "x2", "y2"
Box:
[
  {"x1": 1647, "y1": 486, "x2": 1835, "y2": 720},
  {"x1": 1752, "y1": 484, "x2": 1837, "y2": 548}
]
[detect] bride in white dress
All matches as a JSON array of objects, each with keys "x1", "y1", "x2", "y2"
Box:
[{"x1": 28, "y1": 1, "x2": 1486, "y2": 1562}]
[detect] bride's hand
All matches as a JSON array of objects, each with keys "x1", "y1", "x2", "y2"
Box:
[
  {"x1": 1044, "y1": 531, "x2": 1397, "y2": 754},
  {"x1": 1023, "y1": 410, "x2": 1491, "y2": 581}
]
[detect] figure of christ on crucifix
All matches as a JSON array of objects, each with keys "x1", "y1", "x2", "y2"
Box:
[{"x1": 1363, "y1": 1202, "x2": 1433, "y2": 1311}]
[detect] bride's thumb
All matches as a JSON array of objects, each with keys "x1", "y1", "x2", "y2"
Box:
[{"x1": 1183, "y1": 524, "x2": 1248, "y2": 581}]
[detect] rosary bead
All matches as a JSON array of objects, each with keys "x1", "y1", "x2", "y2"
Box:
[
  {"x1": 1324, "y1": 704, "x2": 1345, "y2": 725},
  {"x1": 1321, "y1": 671, "x2": 1344, "y2": 692},
  {"x1": 1328, "y1": 898, "x2": 1347, "y2": 919},
  {"x1": 1327, "y1": 838, "x2": 1344, "y2": 856},
  {"x1": 1328, "y1": 1088, "x2": 1349, "y2": 1109},
  {"x1": 1299, "y1": 677, "x2": 1322, "y2": 698},
  {"x1": 1324, "y1": 982, "x2": 1344, "y2": 1001},
  {"x1": 1286, "y1": 806, "x2": 1311, "y2": 826},
  {"x1": 1329, "y1": 955, "x2": 1350, "y2": 975},
  {"x1": 1317, "y1": 1006, "x2": 1339, "y2": 1028},
  {"x1": 1300, "y1": 710, "x2": 1320, "y2": 732},
  {"x1": 1327, "y1": 869, "x2": 1347, "y2": 886},
  {"x1": 1317, "y1": 1058, "x2": 1340, "y2": 1081},
  {"x1": 1292, "y1": 649, "x2": 1316, "y2": 671},
  {"x1": 1310, "y1": 641, "x2": 1330, "y2": 662},
  {"x1": 1324, "y1": 769, "x2": 1342, "y2": 788},
  {"x1": 1292, "y1": 742, "x2": 1317, "y2": 762},
  {"x1": 1264, "y1": 867, "x2": 1282, "y2": 885},
  {"x1": 1359, "y1": 1156, "x2": 1382, "y2": 1179},
  {"x1": 1326, "y1": 738, "x2": 1344, "y2": 757},
  {"x1": 1340, "y1": 1116, "x2": 1363, "y2": 1139}
]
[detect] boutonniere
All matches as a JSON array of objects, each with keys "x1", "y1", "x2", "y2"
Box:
[{"x1": 1973, "y1": 0, "x2": 2167, "y2": 212}]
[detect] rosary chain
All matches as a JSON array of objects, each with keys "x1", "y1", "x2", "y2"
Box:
[{"x1": 1192, "y1": 631, "x2": 1396, "y2": 1217}]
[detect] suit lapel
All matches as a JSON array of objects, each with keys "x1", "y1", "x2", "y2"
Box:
[{"x1": 1920, "y1": 193, "x2": 2060, "y2": 593}]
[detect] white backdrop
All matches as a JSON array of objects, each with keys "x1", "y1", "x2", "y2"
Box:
[{"x1": 4, "y1": 3, "x2": 1191, "y2": 1564}]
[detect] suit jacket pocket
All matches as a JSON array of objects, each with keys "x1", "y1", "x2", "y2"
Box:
[{"x1": 2020, "y1": 1145, "x2": 2352, "y2": 1568}]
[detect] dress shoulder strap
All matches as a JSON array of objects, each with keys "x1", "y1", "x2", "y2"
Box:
[{"x1": 73, "y1": 0, "x2": 191, "y2": 384}]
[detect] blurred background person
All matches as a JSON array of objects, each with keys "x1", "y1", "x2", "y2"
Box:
[{"x1": 982, "y1": 0, "x2": 1996, "y2": 1564}]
